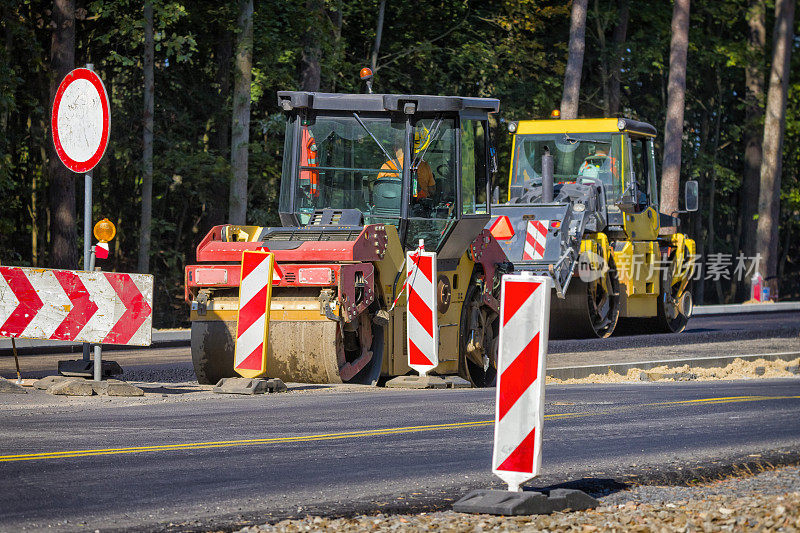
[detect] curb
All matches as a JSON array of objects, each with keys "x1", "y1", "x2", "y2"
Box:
[
  {"x1": 693, "y1": 301, "x2": 800, "y2": 315},
  {"x1": 546, "y1": 350, "x2": 800, "y2": 380}
]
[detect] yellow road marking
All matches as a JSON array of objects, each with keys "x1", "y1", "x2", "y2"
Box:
[{"x1": 2, "y1": 394, "x2": 798, "y2": 463}]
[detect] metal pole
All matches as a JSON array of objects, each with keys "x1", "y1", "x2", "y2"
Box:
[
  {"x1": 82, "y1": 63, "x2": 94, "y2": 363},
  {"x1": 86, "y1": 248, "x2": 103, "y2": 381}
]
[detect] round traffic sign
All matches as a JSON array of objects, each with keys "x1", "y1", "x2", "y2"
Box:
[{"x1": 51, "y1": 68, "x2": 110, "y2": 173}]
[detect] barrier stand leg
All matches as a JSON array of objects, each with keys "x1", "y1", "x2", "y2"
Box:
[
  {"x1": 453, "y1": 273, "x2": 599, "y2": 515},
  {"x1": 11, "y1": 337, "x2": 22, "y2": 384}
]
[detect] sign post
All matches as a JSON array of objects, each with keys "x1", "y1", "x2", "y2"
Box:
[{"x1": 51, "y1": 65, "x2": 111, "y2": 376}]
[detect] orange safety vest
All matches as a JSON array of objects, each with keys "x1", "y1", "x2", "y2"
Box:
[{"x1": 300, "y1": 127, "x2": 319, "y2": 197}]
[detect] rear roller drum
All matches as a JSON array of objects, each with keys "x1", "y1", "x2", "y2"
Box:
[{"x1": 191, "y1": 320, "x2": 237, "y2": 385}]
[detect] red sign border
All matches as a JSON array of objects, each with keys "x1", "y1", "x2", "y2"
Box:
[{"x1": 51, "y1": 68, "x2": 111, "y2": 174}]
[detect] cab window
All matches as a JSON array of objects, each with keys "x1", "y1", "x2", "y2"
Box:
[
  {"x1": 404, "y1": 117, "x2": 457, "y2": 251},
  {"x1": 461, "y1": 119, "x2": 488, "y2": 215}
]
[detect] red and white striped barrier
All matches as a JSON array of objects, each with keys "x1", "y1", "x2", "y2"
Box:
[
  {"x1": 522, "y1": 220, "x2": 548, "y2": 261},
  {"x1": 406, "y1": 241, "x2": 438, "y2": 376},
  {"x1": 234, "y1": 251, "x2": 275, "y2": 378},
  {"x1": 492, "y1": 273, "x2": 551, "y2": 492},
  {"x1": 0, "y1": 266, "x2": 153, "y2": 345}
]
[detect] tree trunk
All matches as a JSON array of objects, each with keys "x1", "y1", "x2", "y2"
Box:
[
  {"x1": 228, "y1": 0, "x2": 253, "y2": 225},
  {"x1": 299, "y1": 0, "x2": 322, "y2": 91},
  {"x1": 608, "y1": 0, "x2": 629, "y2": 116},
  {"x1": 560, "y1": 0, "x2": 588, "y2": 119},
  {"x1": 593, "y1": 0, "x2": 610, "y2": 117},
  {"x1": 47, "y1": 0, "x2": 77, "y2": 269},
  {"x1": 138, "y1": 0, "x2": 154, "y2": 274},
  {"x1": 213, "y1": 27, "x2": 233, "y2": 155},
  {"x1": 741, "y1": 0, "x2": 766, "y2": 262},
  {"x1": 756, "y1": 0, "x2": 795, "y2": 298},
  {"x1": 370, "y1": 0, "x2": 386, "y2": 72},
  {"x1": 659, "y1": 0, "x2": 691, "y2": 222}
]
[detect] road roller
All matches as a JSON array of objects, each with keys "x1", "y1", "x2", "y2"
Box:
[
  {"x1": 492, "y1": 117, "x2": 698, "y2": 338},
  {"x1": 185, "y1": 90, "x2": 510, "y2": 387}
]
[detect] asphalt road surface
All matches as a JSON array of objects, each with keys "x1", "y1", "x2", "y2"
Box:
[
  {"x1": 1, "y1": 378, "x2": 799, "y2": 532},
  {"x1": 2, "y1": 311, "x2": 799, "y2": 381}
]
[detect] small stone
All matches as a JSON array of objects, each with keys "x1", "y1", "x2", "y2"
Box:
[
  {"x1": 786, "y1": 364, "x2": 800, "y2": 375},
  {"x1": 638, "y1": 371, "x2": 650, "y2": 382},
  {"x1": 755, "y1": 366, "x2": 766, "y2": 376}
]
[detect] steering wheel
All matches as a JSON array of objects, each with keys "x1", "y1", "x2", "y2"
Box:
[{"x1": 436, "y1": 162, "x2": 452, "y2": 177}]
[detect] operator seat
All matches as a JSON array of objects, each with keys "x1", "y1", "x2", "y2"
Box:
[{"x1": 372, "y1": 177, "x2": 402, "y2": 218}]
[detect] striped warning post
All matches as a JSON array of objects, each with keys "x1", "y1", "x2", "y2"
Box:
[
  {"x1": 406, "y1": 244, "x2": 438, "y2": 376},
  {"x1": 522, "y1": 220, "x2": 549, "y2": 260},
  {"x1": 492, "y1": 273, "x2": 551, "y2": 492},
  {"x1": 234, "y1": 251, "x2": 275, "y2": 379}
]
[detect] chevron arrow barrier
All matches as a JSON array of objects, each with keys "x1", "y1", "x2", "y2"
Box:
[{"x1": 0, "y1": 266, "x2": 153, "y2": 346}]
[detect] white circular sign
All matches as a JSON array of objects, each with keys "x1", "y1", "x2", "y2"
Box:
[
  {"x1": 52, "y1": 68, "x2": 110, "y2": 173},
  {"x1": 57, "y1": 78, "x2": 105, "y2": 163}
]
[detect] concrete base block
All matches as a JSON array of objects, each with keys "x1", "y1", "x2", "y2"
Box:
[
  {"x1": 58, "y1": 359, "x2": 123, "y2": 379},
  {"x1": 0, "y1": 377, "x2": 27, "y2": 394},
  {"x1": 93, "y1": 380, "x2": 144, "y2": 397},
  {"x1": 385, "y1": 375, "x2": 448, "y2": 389},
  {"x1": 443, "y1": 376, "x2": 472, "y2": 388},
  {"x1": 34, "y1": 375, "x2": 72, "y2": 390},
  {"x1": 453, "y1": 488, "x2": 598, "y2": 515},
  {"x1": 48, "y1": 379, "x2": 95, "y2": 396},
  {"x1": 213, "y1": 377, "x2": 287, "y2": 395}
]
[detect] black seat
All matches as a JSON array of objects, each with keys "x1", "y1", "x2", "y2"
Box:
[{"x1": 372, "y1": 177, "x2": 402, "y2": 217}]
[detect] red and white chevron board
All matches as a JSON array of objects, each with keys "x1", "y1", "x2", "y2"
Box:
[
  {"x1": 234, "y1": 250, "x2": 274, "y2": 379},
  {"x1": 522, "y1": 220, "x2": 549, "y2": 261},
  {"x1": 0, "y1": 266, "x2": 153, "y2": 346},
  {"x1": 492, "y1": 273, "x2": 551, "y2": 492},
  {"x1": 406, "y1": 246, "x2": 438, "y2": 375}
]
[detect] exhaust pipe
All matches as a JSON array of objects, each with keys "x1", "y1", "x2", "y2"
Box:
[{"x1": 542, "y1": 146, "x2": 554, "y2": 203}]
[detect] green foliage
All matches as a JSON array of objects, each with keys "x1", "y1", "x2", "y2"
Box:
[{"x1": 1, "y1": 0, "x2": 799, "y2": 325}]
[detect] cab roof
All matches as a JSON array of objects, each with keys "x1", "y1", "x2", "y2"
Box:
[
  {"x1": 277, "y1": 91, "x2": 500, "y2": 115},
  {"x1": 515, "y1": 117, "x2": 657, "y2": 137}
]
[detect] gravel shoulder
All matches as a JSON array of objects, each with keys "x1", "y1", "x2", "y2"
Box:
[{"x1": 237, "y1": 465, "x2": 800, "y2": 532}]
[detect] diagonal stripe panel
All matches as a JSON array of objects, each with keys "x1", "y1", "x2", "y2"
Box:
[
  {"x1": 234, "y1": 251, "x2": 274, "y2": 378},
  {"x1": 408, "y1": 288, "x2": 434, "y2": 338},
  {"x1": 406, "y1": 248, "x2": 438, "y2": 375},
  {"x1": 497, "y1": 428, "x2": 536, "y2": 473},
  {"x1": 408, "y1": 337, "x2": 434, "y2": 366},
  {"x1": 498, "y1": 332, "x2": 539, "y2": 420},
  {"x1": 502, "y1": 280, "x2": 539, "y2": 327},
  {"x1": 492, "y1": 273, "x2": 551, "y2": 492}
]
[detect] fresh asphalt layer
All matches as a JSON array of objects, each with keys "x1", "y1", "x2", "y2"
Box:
[{"x1": 0, "y1": 379, "x2": 799, "y2": 531}]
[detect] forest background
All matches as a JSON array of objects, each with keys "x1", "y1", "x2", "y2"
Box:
[{"x1": 1, "y1": 0, "x2": 798, "y2": 327}]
